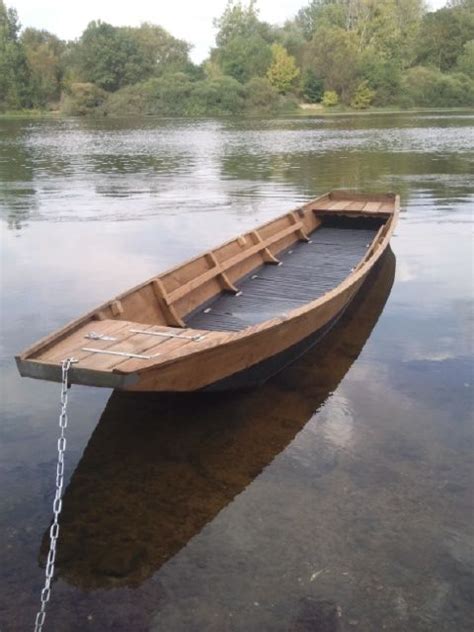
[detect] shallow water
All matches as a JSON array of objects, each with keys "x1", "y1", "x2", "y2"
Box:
[{"x1": 0, "y1": 112, "x2": 473, "y2": 631}]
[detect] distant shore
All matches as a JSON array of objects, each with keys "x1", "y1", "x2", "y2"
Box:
[{"x1": 1, "y1": 105, "x2": 473, "y2": 120}]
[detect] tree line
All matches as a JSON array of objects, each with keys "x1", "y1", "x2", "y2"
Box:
[{"x1": 1, "y1": 0, "x2": 473, "y2": 115}]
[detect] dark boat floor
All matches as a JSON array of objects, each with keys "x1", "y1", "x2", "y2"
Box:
[{"x1": 186, "y1": 226, "x2": 378, "y2": 332}]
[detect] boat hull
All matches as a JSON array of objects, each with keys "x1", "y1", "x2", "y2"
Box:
[{"x1": 16, "y1": 191, "x2": 399, "y2": 392}]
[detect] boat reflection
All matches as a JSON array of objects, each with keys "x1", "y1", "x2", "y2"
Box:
[{"x1": 45, "y1": 248, "x2": 396, "y2": 590}]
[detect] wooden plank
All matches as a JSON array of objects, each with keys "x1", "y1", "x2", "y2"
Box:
[
  {"x1": 345, "y1": 201, "x2": 365, "y2": 211},
  {"x1": 379, "y1": 200, "x2": 395, "y2": 213},
  {"x1": 114, "y1": 329, "x2": 227, "y2": 373},
  {"x1": 363, "y1": 201, "x2": 383, "y2": 213},
  {"x1": 328, "y1": 199, "x2": 355, "y2": 211},
  {"x1": 36, "y1": 320, "x2": 135, "y2": 363},
  {"x1": 75, "y1": 324, "x2": 213, "y2": 372},
  {"x1": 310, "y1": 197, "x2": 332, "y2": 210}
]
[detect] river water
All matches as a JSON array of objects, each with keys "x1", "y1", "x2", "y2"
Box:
[{"x1": 0, "y1": 113, "x2": 473, "y2": 631}]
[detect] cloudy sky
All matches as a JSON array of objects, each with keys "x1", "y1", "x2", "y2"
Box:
[{"x1": 12, "y1": 0, "x2": 449, "y2": 63}]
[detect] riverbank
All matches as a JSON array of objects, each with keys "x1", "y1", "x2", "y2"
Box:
[{"x1": 1, "y1": 105, "x2": 473, "y2": 120}]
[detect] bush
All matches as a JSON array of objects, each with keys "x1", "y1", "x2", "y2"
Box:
[
  {"x1": 350, "y1": 80, "x2": 376, "y2": 109},
  {"x1": 359, "y1": 55, "x2": 401, "y2": 106},
  {"x1": 322, "y1": 90, "x2": 339, "y2": 107},
  {"x1": 243, "y1": 77, "x2": 279, "y2": 111},
  {"x1": 187, "y1": 76, "x2": 245, "y2": 115},
  {"x1": 302, "y1": 69, "x2": 324, "y2": 103},
  {"x1": 400, "y1": 66, "x2": 474, "y2": 107},
  {"x1": 61, "y1": 82, "x2": 107, "y2": 115},
  {"x1": 456, "y1": 40, "x2": 474, "y2": 78}
]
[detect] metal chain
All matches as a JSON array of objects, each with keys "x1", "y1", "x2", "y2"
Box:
[{"x1": 34, "y1": 357, "x2": 76, "y2": 632}]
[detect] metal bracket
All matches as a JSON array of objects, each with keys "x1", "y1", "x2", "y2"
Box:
[
  {"x1": 129, "y1": 329, "x2": 206, "y2": 342},
  {"x1": 81, "y1": 347, "x2": 160, "y2": 360},
  {"x1": 85, "y1": 332, "x2": 118, "y2": 341}
]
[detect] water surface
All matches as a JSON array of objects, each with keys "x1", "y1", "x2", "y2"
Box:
[{"x1": 1, "y1": 112, "x2": 473, "y2": 631}]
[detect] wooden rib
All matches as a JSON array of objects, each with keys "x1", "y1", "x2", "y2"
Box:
[
  {"x1": 110, "y1": 300, "x2": 124, "y2": 317},
  {"x1": 152, "y1": 279, "x2": 185, "y2": 327},
  {"x1": 287, "y1": 212, "x2": 310, "y2": 242},
  {"x1": 205, "y1": 252, "x2": 238, "y2": 293},
  {"x1": 250, "y1": 230, "x2": 280, "y2": 264}
]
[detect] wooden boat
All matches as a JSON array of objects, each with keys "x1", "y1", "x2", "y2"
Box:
[
  {"x1": 16, "y1": 191, "x2": 399, "y2": 392},
  {"x1": 42, "y1": 249, "x2": 396, "y2": 589}
]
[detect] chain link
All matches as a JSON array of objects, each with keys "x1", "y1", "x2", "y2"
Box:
[{"x1": 34, "y1": 358, "x2": 76, "y2": 632}]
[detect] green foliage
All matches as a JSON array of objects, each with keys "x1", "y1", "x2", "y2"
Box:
[
  {"x1": 212, "y1": 1, "x2": 273, "y2": 82},
  {"x1": 21, "y1": 28, "x2": 64, "y2": 107},
  {"x1": 400, "y1": 66, "x2": 474, "y2": 107},
  {"x1": 243, "y1": 76, "x2": 297, "y2": 112},
  {"x1": 75, "y1": 21, "x2": 150, "y2": 91},
  {"x1": 302, "y1": 69, "x2": 324, "y2": 102},
  {"x1": 3, "y1": 0, "x2": 474, "y2": 115},
  {"x1": 266, "y1": 43, "x2": 299, "y2": 93},
  {"x1": 61, "y1": 82, "x2": 107, "y2": 115},
  {"x1": 322, "y1": 90, "x2": 339, "y2": 106},
  {"x1": 350, "y1": 80, "x2": 376, "y2": 109},
  {"x1": 456, "y1": 40, "x2": 474, "y2": 77},
  {"x1": 416, "y1": 4, "x2": 474, "y2": 71},
  {"x1": 188, "y1": 76, "x2": 245, "y2": 115},
  {"x1": 123, "y1": 23, "x2": 192, "y2": 78},
  {"x1": 0, "y1": 1, "x2": 31, "y2": 110},
  {"x1": 305, "y1": 25, "x2": 360, "y2": 102},
  {"x1": 215, "y1": 33, "x2": 272, "y2": 82},
  {"x1": 243, "y1": 76, "x2": 278, "y2": 111},
  {"x1": 359, "y1": 54, "x2": 401, "y2": 105}
]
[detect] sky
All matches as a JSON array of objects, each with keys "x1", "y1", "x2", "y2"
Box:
[{"x1": 12, "y1": 0, "x2": 449, "y2": 63}]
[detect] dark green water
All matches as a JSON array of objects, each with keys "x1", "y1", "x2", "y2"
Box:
[{"x1": 0, "y1": 113, "x2": 473, "y2": 631}]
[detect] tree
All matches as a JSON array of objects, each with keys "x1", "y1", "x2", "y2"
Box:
[
  {"x1": 416, "y1": 4, "x2": 474, "y2": 71},
  {"x1": 456, "y1": 40, "x2": 474, "y2": 77},
  {"x1": 21, "y1": 28, "x2": 65, "y2": 106},
  {"x1": 302, "y1": 68, "x2": 324, "y2": 102},
  {"x1": 266, "y1": 43, "x2": 299, "y2": 93},
  {"x1": 304, "y1": 25, "x2": 360, "y2": 102},
  {"x1": 124, "y1": 23, "x2": 192, "y2": 78},
  {"x1": 76, "y1": 21, "x2": 149, "y2": 91},
  {"x1": 0, "y1": 1, "x2": 31, "y2": 109},
  {"x1": 350, "y1": 80, "x2": 375, "y2": 108},
  {"x1": 212, "y1": 1, "x2": 273, "y2": 82}
]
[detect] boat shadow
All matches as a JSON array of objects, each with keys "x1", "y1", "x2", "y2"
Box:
[{"x1": 43, "y1": 248, "x2": 396, "y2": 590}]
